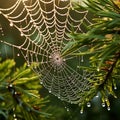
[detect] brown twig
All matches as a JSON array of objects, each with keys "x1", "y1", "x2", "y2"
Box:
[{"x1": 99, "y1": 53, "x2": 120, "y2": 89}]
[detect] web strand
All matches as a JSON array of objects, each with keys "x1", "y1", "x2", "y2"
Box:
[{"x1": 0, "y1": 0, "x2": 93, "y2": 104}]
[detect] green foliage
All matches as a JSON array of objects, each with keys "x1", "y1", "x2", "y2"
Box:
[
  {"x1": 0, "y1": 59, "x2": 51, "y2": 120},
  {"x1": 63, "y1": 0, "x2": 120, "y2": 110}
]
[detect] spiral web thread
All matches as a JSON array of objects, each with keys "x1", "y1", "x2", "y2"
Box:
[{"x1": 0, "y1": 0, "x2": 94, "y2": 104}]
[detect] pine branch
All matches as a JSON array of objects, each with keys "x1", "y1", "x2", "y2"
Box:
[
  {"x1": 0, "y1": 59, "x2": 52, "y2": 120},
  {"x1": 99, "y1": 53, "x2": 120, "y2": 90},
  {"x1": 64, "y1": 0, "x2": 120, "y2": 110}
]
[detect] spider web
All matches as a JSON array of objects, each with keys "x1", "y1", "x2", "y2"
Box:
[{"x1": 0, "y1": 0, "x2": 94, "y2": 104}]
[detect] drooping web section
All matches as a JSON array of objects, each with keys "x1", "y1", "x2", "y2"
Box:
[{"x1": 0, "y1": 0, "x2": 93, "y2": 104}]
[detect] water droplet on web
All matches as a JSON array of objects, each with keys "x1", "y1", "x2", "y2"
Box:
[
  {"x1": 13, "y1": 114, "x2": 16, "y2": 118},
  {"x1": 58, "y1": 96, "x2": 60, "y2": 99},
  {"x1": 27, "y1": 64, "x2": 30, "y2": 67},
  {"x1": 96, "y1": 95, "x2": 99, "y2": 98},
  {"x1": 107, "y1": 106, "x2": 110, "y2": 111},
  {"x1": 105, "y1": 98, "x2": 108, "y2": 102},
  {"x1": 114, "y1": 86, "x2": 117, "y2": 90},
  {"x1": 9, "y1": 84, "x2": 13, "y2": 88},
  {"x1": 17, "y1": 53, "x2": 20, "y2": 57},
  {"x1": 49, "y1": 90, "x2": 51, "y2": 93},
  {"x1": 40, "y1": 81, "x2": 43, "y2": 84},
  {"x1": 20, "y1": 32, "x2": 24, "y2": 36},
  {"x1": 10, "y1": 22, "x2": 13, "y2": 27},
  {"x1": 80, "y1": 110, "x2": 83, "y2": 114},
  {"x1": 67, "y1": 108, "x2": 69, "y2": 112},
  {"x1": 97, "y1": 68, "x2": 100, "y2": 72},
  {"x1": 102, "y1": 102, "x2": 105, "y2": 107},
  {"x1": 81, "y1": 56, "x2": 84, "y2": 62},
  {"x1": 87, "y1": 102, "x2": 91, "y2": 107}
]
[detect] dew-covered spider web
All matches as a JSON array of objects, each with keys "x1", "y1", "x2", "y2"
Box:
[{"x1": 0, "y1": 0, "x2": 94, "y2": 104}]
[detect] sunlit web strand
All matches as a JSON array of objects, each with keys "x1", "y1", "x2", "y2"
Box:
[{"x1": 0, "y1": 0, "x2": 93, "y2": 104}]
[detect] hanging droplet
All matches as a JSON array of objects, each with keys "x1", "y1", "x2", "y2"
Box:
[
  {"x1": 87, "y1": 102, "x2": 91, "y2": 107},
  {"x1": 0, "y1": 11, "x2": 2, "y2": 14},
  {"x1": 63, "y1": 59, "x2": 66, "y2": 62},
  {"x1": 40, "y1": 81, "x2": 43, "y2": 84},
  {"x1": 34, "y1": 24, "x2": 36, "y2": 27},
  {"x1": 96, "y1": 95, "x2": 99, "y2": 98},
  {"x1": 107, "y1": 106, "x2": 110, "y2": 111},
  {"x1": 9, "y1": 84, "x2": 13, "y2": 88},
  {"x1": 97, "y1": 68, "x2": 100, "y2": 72},
  {"x1": 102, "y1": 102, "x2": 105, "y2": 107},
  {"x1": 10, "y1": 22, "x2": 13, "y2": 27},
  {"x1": 81, "y1": 56, "x2": 84, "y2": 62},
  {"x1": 49, "y1": 90, "x2": 51, "y2": 93},
  {"x1": 105, "y1": 98, "x2": 108, "y2": 102},
  {"x1": 20, "y1": 32, "x2": 24, "y2": 36},
  {"x1": 77, "y1": 66, "x2": 79, "y2": 68},
  {"x1": 13, "y1": 114, "x2": 16, "y2": 118},
  {"x1": 17, "y1": 53, "x2": 20, "y2": 57},
  {"x1": 80, "y1": 110, "x2": 83, "y2": 114},
  {"x1": 58, "y1": 96, "x2": 60, "y2": 99},
  {"x1": 67, "y1": 108, "x2": 69, "y2": 112},
  {"x1": 27, "y1": 63, "x2": 30, "y2": 66},
  {"x1": 114, "y1": 86, "x2": 117, "y2": 90},
  {"x1": 30, "y1": 20, "x2": 33, "y2": 23}
]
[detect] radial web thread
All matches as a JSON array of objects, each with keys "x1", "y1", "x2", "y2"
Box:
[{"x1": 0, "y1": 0, "x2": 94, "y2": 104}]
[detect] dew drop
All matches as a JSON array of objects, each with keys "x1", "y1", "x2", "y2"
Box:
[
  {"x1": 9, "y1": 84, "x2": 13, "y2": 88},
  {"x1": 27, "y1": 63, "x2": 30, "y2": 67},
  {"x1": 80, "y1": 110, "x2": 83, "y2": 114},
  {"x1": 17, "y1": 53, "x2": 20, "y2": 57},
  {"x1": 49, "y1": 90, "x2": 51, "y2": 93},
  {"x1": 58, "y1": 96, "x2": 60, "y2": 99},
  {"x1": 107, "y1": 106, "x2": 110, "y2": 111},
  {"x1": 63, "y1": 59, "x2": 66, "y2": 61},
  {"x1": 30, "y1": 20, "x2": 33, "y2": 23},
  {"x1": 20, "y1": 32, "x2": 24, "y2": 36},
  {"x1": 81, "y1": 56, "x2": 84, "y2": 62},
  {"x1": 105, "y1": 98, "x2": 108, "y2": 102},
  {"x1": 97, "y1": 68, "x2": 100, "y2": 72},
  {"x1": 87, "y1": 102, "x2": 91, "y2": 107},
  {"x1": 114, "y1": 86, "x2": 117, "y2": 90},
  {"x1": 49, "y1": 55, "x2": 52, "y2": 58},
  {"x1": 67, "y1": 108, "x2": 69, "y2": 112},
  {"x1": 96, "y1": 95, "x2": 99, "y2": 98},
  {"x1": 102, "y1": 102, "x2": 105, "y2": 107},
  {"x1": 13, "y1": 114, "x2": 16, "y2": 118},
  {"x1": 40, "y1": 81, "x2": 43, "y2": 84},
  {"x1": 10, "y1": 22, "x2": 13, "y2": 27}
]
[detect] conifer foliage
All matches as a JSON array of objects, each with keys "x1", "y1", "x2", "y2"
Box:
[{"x1": 0, "y1": 59, "x2": 51, "y2": 120}]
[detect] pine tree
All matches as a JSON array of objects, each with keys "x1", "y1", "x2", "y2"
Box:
[
  {"x1": 0, "y1": 58, "x2": 52, "y2": 120},
  {"x1": 64, "y1": 0, "x2": 120, "y2": 110}
]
